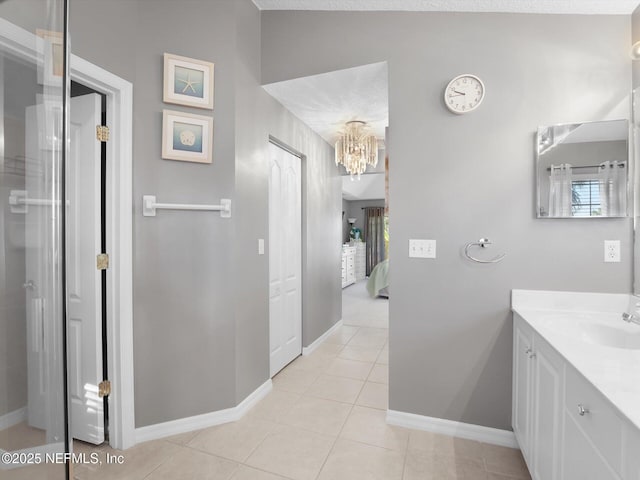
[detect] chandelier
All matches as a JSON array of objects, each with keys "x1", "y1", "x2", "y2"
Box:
[{"x1": 335, "y1": 121, "x2": 378, "y2": 178}]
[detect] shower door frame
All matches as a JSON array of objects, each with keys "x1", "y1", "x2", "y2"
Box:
[{"x1": 0, "y1": 18, "x2": 135, "y2": 451}]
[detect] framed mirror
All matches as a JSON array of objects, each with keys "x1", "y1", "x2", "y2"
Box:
[{"x1": 536, "y1": 119, "x2": 630, "y2": 218}]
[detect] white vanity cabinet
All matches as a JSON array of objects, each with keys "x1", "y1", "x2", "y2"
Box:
[
  {"x1": 512, "y1": 314, "x2": 563, "y2": 480},
  {"x1": 513, "y1": 312, "x2": 634, "y2": 480}
]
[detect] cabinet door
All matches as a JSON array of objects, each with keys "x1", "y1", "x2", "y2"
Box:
[
  {"x1": 513, "y1": 315, "x2": 534, "y2": 458},
  {"x1": 564, "y1": 413, "x2": 619, "y2": 480},
  {"x1": 531, "y1": 337, "x2": 564, "y2": 480}
]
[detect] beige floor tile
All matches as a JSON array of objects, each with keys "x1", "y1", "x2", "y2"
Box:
[
  {"x1": 281, "y1": 395, "x2": 352, "y2": 436},
  {"x1": 348, "y1": 327, "x2": 388, "y2": 346},
  {"x1": 74, "y1": 440, "x2": 183, "y2": 480},
  {"x1": 285, "y1": 353, "x2": 334, "y2": 373},
  {"x1": 356, "y1": 381, "x2": 388, "y2": 410},
  {"x1": 339, "y1": 345, "x2": 382, "y2": 362},
  {"x1": 324, "y1": 326, "x2": 360, "y2": 345},
  {"x1": 230, "y1": 465, "x2": 290, "y2": 480},
  {"x1": 248, "y1": 389, "x2": 301, "y2": 422},
  {"x1": 325, "y1": 358, "x2": 374, "y2": 381},
  {"x1": 163, "y1": 429, "x2": 201, "y2": 446},
  {"x1": 272, "y1": 367, "x2": 320, "y2": 394},
  {"x1": 340, "y1": 405, "x2": 409, "y2": 451},
  {"x1": 318, "y1": 438, "x2": 404, "y2": 480},
  {"x1": 0, "y1": 422, "x2": 46, "y2": 451},
  {"x1": 403, "y1": 451, "x2": 487, "y2": 480},
  {"x1": 187, "y1": 417, "x2": 276, "y2": 463},
  {"x1": 376, "y1": 348, "x2": 389, "y2": 365},
  {"x1": 368, "y1": 364, "x2": 388, "y2": 384},
  {"x1": 310, "y1": 343, "x2": 345, "y2": 356},
  {"x1": 408, "y1": 431, "x2": 484, "y2": 462},
  {"x1": 486, "y1": 473, "x2": 530, "y2": 480},
  {"x1": 245, "y1": 424, "x2": 334, "y2": 480},
  {"x1": 145, "y1": 448, "x2": 238, "y2": 480},
  {"x1": 482, "y1": 444, "x2": 530, "y2": 479},
  {"x1": 305, "y1": 374, "x2": 365, "y2": 404},
  {"x1": 3, "y1": 462, "x2": 64, "y2": 480}
]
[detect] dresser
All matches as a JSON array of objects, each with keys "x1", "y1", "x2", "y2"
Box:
[
  {"x1": 354, "y1": 242, "x2": 366, "y2": 281},
  {"x1": 341, "y1": 246, "x2": 356, "y2": 288}
]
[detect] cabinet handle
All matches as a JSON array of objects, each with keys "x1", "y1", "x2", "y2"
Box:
[{"x1": 577, "y1": 404, "x2": 589, "y2": 416}]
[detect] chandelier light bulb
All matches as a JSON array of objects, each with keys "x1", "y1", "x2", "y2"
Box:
[{"x1": 335, "y1": 121, "x2": 378, "y2": 179}]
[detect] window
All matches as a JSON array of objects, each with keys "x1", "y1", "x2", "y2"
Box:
[{"x1": 571, "y1": 179, "x2": 601, "y2": 217}]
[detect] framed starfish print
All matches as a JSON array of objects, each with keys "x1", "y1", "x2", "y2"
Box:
[{"x1": 163, "y1": 53, "x2": 214, "y2": 110}]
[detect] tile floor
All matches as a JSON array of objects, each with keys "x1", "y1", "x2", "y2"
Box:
[{"x1": 4, "y1": 281, "x2": 531, "y2": 480}]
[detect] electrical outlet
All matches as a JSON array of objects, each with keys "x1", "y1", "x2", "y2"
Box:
[
  {"x1": 604, "y1": 240, "x2": 620, "y2": 263},
  {"x1": 409, "y1": 239, "x2": 436, "y2": 259}
]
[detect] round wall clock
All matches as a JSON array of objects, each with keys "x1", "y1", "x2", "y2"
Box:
[{"x1": 444, "y1": 74, "x2": 485, "y2": 114}]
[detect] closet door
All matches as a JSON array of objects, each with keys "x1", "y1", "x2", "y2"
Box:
[{"x1": 268, "y1": 143, "x2": 302, "y2": 377}]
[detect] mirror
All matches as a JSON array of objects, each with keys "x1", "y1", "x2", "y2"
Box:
[{"x1": 536, "y1": 119, "x2": 629, "y2": 218}]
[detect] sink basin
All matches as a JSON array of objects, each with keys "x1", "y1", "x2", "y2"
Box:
[
  {"x1": 577, "y1": 323, "x2": 640, "y2": 350},
  {"x1": 538, "y1": 312, "x2": 640, "y2": 350}
]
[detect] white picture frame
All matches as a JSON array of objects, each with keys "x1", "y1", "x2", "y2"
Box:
[
  {"x1": 163, "y1": 53, "x2": 214, "y2": 110},
  {"x1": 162, "y1": 109, "x2": 213, "y2": 164}
]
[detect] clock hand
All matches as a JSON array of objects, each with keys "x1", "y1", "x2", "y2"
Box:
[{"x1": 453, "y1": 90, "x2": 466, "y2": 95}]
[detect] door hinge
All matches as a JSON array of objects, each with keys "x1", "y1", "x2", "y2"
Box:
[
  {"x1": 98, "y1": 380, "x2": 111, "y2": 398},
  {"x1": 96, "y1": 125, "x2": 110, "y2": 142},
  {"x1": 97, "y1": 253, "x2": 109, "y2": 270}
]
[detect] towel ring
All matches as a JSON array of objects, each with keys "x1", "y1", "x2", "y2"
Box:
[{"x1": 464, "y1": 238, "x2": 506, "y2": 264}]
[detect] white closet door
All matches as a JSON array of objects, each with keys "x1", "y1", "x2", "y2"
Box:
[{"x1": 268, "y1": 143, "x2": 302, "y2": 377}]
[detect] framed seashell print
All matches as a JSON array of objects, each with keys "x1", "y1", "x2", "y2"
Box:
[
  {"x1": 163, "y1": 53, "x2": 214, "y2": 110},
  {"x1": 162, "y1": 110, "x2": 213, "y2": 164}
]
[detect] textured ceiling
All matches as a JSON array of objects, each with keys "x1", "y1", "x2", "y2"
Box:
[
  {"x1": 263, "y1": 62, "x2": 388, "y2": 145},
  {"x1": 253, "y1": 0, "x2": 638, "y2": 14}
]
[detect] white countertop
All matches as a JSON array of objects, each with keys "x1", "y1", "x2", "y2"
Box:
[{"x1": 512, "y1": 289, "x2": 640, "y2": 431}]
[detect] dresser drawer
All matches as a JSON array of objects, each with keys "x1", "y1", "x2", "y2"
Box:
[{"x1": 565, "y1": 366, "x2": 623, "y2": 474}]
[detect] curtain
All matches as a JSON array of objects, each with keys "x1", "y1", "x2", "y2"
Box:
[
  {"x1": 548, "y1": 163, "x2": 573, "y2": 217},
  {"x1": 364, "y1": 207, "x2": 386, "y2": 276},
  {"x1": 599, "y1": 161, "x2": 626, "y2": 217}
]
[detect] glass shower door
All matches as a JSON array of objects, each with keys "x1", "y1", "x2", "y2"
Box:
[{"x1": 0, "y1": 1, "x2": 69, "y2": 479}]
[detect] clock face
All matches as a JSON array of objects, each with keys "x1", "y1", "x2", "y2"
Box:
[{"x1": 444, "y1": 74, "x2": 485, "y2": 114}]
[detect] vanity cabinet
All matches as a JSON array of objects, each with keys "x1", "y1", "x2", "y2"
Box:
[
  {"x1": 512, "y1": 315, "x2": 563, "y2": 480},
  {"x1": 513, "y1": 312, "x2": 638, "y2": 480}
]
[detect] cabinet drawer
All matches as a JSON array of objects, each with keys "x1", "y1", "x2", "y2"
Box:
[
  {"x1": 563, "y1": 413, "x2": 619, "y2": 480},
  {"x1": 565, "y1": 366, "x2": 623, "y2": 474}
]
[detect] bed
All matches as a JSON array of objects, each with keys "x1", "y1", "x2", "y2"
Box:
[{"x1": 366, "y1": 258, "x2": 389, "y2": 298}]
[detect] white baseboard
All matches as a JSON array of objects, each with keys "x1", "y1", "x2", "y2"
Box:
[
  {"x1": 0, "y1": 407, "x2": 26, "y2": 431},
  {"x1": 135, "y1": 379, "x2": 272, "y2": 444},
  {"x1": 302, "y1": 319, "x2": 343, "y2": 356},
  {"x1": 386, "y1": 409, "x2": 518, "y2": 448}
]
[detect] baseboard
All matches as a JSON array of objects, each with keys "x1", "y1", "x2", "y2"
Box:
[
  {"x1": 302, "y1": 319, "x2": 343, "y2": 356},
  {"x1": 386, "y1": 409, "x2": 518, "y2": 448},
  {"x1": 135, "y1": 379, "x2": 272, "y2": 444},
  {"x1": 0, "y1": 407, "x2": 26, "y2": 431}
]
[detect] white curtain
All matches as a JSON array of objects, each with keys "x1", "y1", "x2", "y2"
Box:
[
  {"x1": 599, "y1": 161, "x2": 626, "y2": 217},
  {"x1": 548, "y1": 163, "x2": 573, "y2": 217}
]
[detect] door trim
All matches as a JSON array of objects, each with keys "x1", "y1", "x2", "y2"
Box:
[
  {"x1": 70, "y1": 57, "x2": 134, "y2": 450},
  {"x1": 0, "y1": 18, "x2": 135, "y2": 450}
]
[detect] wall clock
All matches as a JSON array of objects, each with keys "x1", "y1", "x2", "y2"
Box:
[{"x1": 444, "y1": 74, "x2": 485, "y2": 114}]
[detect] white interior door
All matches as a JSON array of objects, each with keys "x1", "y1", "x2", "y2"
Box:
[
  {"x1": 66, "y1": 93, "x2": 104, "y2": 444},
  {"x1": 268, "y1": 143, "x2": 302, "y2": 377}
]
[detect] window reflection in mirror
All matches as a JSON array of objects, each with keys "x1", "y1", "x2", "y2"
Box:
[{"x1": 536, "y1": 119, "x2": 629, "y2": 218}]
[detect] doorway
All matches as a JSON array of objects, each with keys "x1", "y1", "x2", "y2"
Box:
[{"x1": 268, "y1": 141, "x2": 302, "y2": 377}]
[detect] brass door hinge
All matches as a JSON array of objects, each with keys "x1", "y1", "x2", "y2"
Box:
[
  {"x1": 98, "y1": 380, "x2": 111, "y2": 398},
  {"x1": 96, "y1": 125, "x2": 110, "y2": 142},
  {"x1": 97, "y1": 253, "x2": 109, "y2": 270}
]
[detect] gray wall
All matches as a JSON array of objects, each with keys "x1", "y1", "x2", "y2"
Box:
[
  {"x1": 345, "y1": 199, "x2": 386, "y2": 241},
  {"x1": 71, "y1": 0, "x2": 341, "y2": 426},
  {"x1": 262, "y1": 11, "x2": 632, "y2": 430}
]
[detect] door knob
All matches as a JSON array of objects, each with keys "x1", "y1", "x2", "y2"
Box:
[{"x1": 577, "y1": 404, "x2": 589, "y2": 416}]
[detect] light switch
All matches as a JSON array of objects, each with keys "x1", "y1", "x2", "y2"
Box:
[
  {"x1": 409, "y1": 239, "x2": 436, "y2": 259},
  {"x1": 258, "y1": 238, "x2": 265, "y2": 255}
]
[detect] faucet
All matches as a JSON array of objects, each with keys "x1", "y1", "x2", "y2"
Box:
[{"x1": 622, "y1": 312, "x2": 640, "y2": 326}]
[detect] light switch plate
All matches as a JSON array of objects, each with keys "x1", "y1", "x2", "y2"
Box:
[
  {"x1": 604, "y1": 240, "x2": 620, "y2": 263},
  {"x1": 409, "y1": 239, "x2": 436, "y2": 259},
  {"x1": 258, "y1": 238, "x2": 265, "y2": 255}
]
